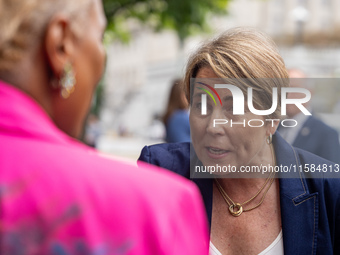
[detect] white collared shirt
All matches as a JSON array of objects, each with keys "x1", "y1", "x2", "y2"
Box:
[{"x1": 209, "y1": 230, "x2": 284, "y2": 255}]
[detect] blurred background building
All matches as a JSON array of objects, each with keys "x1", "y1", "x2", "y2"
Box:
[{"x1": 89, "y1": 0, "x2": 340, "y2": 159}]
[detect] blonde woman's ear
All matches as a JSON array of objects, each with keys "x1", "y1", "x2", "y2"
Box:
[{"x1": 267, "y1": 120, "x2": 280, "y2": 135}]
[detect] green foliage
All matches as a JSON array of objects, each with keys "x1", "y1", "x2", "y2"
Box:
[
  {"x1": 90, "y1": 77, "x2": 105, "y2": 116},
  {"x1": 103, "y1": 0, "x2": 230, "y2": 42}
]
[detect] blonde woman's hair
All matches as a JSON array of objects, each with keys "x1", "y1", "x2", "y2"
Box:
[
  {"x1": 0, "y1": 0, "x2": 93, "y2": 71},
  {"x1": 184, "y1": 27, "x2": 289, "y2": 120}
]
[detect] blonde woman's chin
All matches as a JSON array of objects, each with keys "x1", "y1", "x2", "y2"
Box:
[{"x1": 210, "y1": 168, "x2": 268, "y2": 179}]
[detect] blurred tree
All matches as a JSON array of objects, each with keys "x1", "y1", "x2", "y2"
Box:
[
  {"x1": 89, "y1": 0, "x2": 230, "y2": 130},
  {"x1": 103, "y1": 0, "x2": 230, "y2": 42}
]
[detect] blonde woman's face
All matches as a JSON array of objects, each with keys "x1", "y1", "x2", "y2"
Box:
[{"x1": 190, "y1": 67, "x2": 273, "y2": 173}]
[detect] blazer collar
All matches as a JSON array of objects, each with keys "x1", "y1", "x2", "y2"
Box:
[
  {"x1": 0, "y1": 80, "x2": 79, "y2": 146},
  {"x1": 273, "y1": 132, "x2": 309, "y2": 198}
]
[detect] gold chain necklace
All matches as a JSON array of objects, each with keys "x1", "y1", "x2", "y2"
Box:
[{"x1": 214, "y1": 144, "x2": 276, "y2": 217}]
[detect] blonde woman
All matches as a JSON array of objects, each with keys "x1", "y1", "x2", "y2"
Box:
[{"x1": 139, "y1": 28, "x2": 340, "y2": 254}]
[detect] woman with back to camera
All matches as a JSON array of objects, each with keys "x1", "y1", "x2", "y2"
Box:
[
  {"x1": 0, "y1": 0, "x2": 209, "y2": 253},
  {"x1": 139, "y1": 27, "x2": 340, "y2": 254}
]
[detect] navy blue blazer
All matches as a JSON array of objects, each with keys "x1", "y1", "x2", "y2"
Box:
[
  {"x1": 138, "y1": 134, "x2": 340, "y2": 255},
  {"x1": 280, "y1": 116, "x2": 340, "y2": 164}
]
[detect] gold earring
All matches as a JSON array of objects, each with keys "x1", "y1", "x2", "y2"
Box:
[
  {"x1": 60, "y1": 62, "x2": 76, "y2": 99},
  {"x1": 266, "y1": 133, "x2": 272, "y2": 144}
]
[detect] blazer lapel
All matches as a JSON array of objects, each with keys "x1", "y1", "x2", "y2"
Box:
[
  {"x1": 274, "y1": 133, "x2": 319, "y2": 255},
  {"x1": 190, "y1": 146, "x2": 214, "y2": 228},
  {"x1": 192, "y1": 178, "x2": 213, "y2": 228}
]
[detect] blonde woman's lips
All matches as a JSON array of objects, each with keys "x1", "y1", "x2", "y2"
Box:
[{"x1": 206, "y1": 146, "x2": 229, "y2": 159}]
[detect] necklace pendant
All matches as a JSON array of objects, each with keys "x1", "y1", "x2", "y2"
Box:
[{"x1": 229, "y1": 203, "x2": 243, "y2": 217}]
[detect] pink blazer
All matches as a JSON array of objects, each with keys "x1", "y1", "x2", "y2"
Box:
[{"x1": 0, "y1": 81, "x2": 208, "y2": 255}]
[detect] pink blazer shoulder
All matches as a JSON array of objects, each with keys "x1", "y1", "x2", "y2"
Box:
[{"x1": 0, "y1": 81, "x2": 209, "y2": 255}]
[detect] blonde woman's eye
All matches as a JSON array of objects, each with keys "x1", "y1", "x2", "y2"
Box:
[{"x1": 195, "y1": 103, "x2": 202, "y2": 109}]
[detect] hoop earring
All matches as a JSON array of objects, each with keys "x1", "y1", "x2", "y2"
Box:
[
  {"x1": 60, "y1": 62, "x2": 76, "y2": 99},
  {"x1": 266, "y1": 133, "x2": 273, "y2": 145}
]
